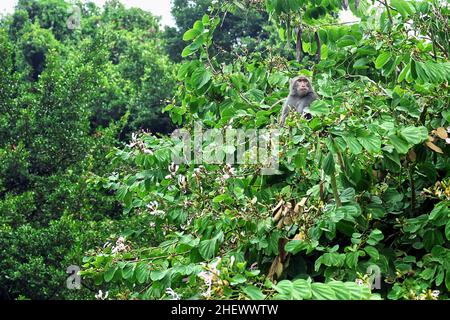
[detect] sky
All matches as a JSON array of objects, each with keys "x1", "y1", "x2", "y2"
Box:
[{"x1": 0, "y1": 0, "x2": 176, "y2": 27}]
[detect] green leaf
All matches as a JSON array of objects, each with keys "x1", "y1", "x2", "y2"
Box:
[
  {"x1": 321, "y1": 252, "x2": 345, "y2": 267},
  {"x1": 285, "y1": 240, "x2": 309, "y2": 254},
  {"x1": 375, "y1": 52, "x2": 391, "y2": 69},
  {"x1": 357, "y1": 134, "x2": 381, "y2": 154},
  {"x1": 322, "y1": 152, "x2": 335, "y2": 175},
  {"x1": 345, "y1": 251, "x2": 359, "y2": 268},
  {"x1": 135, "y1": 264, "x2": 149, "y2": 284},
  {"x1": 245, "y1": 88, "x2": 265, "y2": 103},
  {"x1": 353, "y1": 58, "x2": 370, "y2": 69},
  {"x1": 336, "y1": 35, "x2": 356, "y2": 47},
  {"x1": 388, "y1": 135, "x2": 410, "y2": 154},
  {"x1": 309, "y1": 100, "x2": 330, "y2": 115},
  {"x1": 122, "y1": 263, "x2": 135, "y2": 280},
  {"x1": 429, "y1": 201, "x2": 449, "y2": 221},
  {"x1": 342, "y1": 135, "x2": 362, "y2": 154},
  {"x1": 399, "y1": 126, "x2": 428, "y2": 145},
  {"x1": 344, "y1": 282, "x2": 373, "y2": 299},
  {"x1": 198, "y1": 238, "x2": 217, "y2": 259},
  {"x1": 274, "y1": 279, "x2": 312, "y2": 300},
  {"x1": 367, "y1": 229, "x2": 384, "y2": 246},
  {"x1": 327, "y1": 281, "x2": 351, "y2": 299},
  {"x1": 181, "y1": 44, "x2": 198, "y2": 58},
  {"x1": 445, "y1": 221, "x2": 450, "y2": 240},
  {"x1": 212, "y1": 193, "x2": 234, "y2": 204},
  {"x1": 182, "y1": 28, "x2": 201, "y2": 41},
  {"x1": 391, "y1": 0, "x2": 416, "y2": 18},
  {"x1": 191, "y1": 67, "x2": 212, "y2": 89},
  {"x1": 445, "y1": 270, "x2": 450, "y2": 291},
  {"x1": 201, "y1": 14, "x2": 210, "y2": 25},
  {"x1": 104, "y1": 266, "x2": 117, "y2": 283},
  {"x1": 292, "y1": 279, "x2": 312, "y2": 299},
  {"x1": 150, "y1": 269, "x2": 168, "y2": 281},
  {"x1": 230, "y1": 274, "x2": 247, "y2": 285},
  {"x1": 420, "y1": 267, "x2": 436, "y2": 280},
  {"x1": 243, "y1": 285, "x2": 266, "y2": 300},
  {"x1": 397, "y1": 62, "x2": 411, "y2": 83},
  {"x1": 364, "y1": 246, "x2": 380, "y2": 261},
  {"x1": 311, "y1": 282, "x2": 337, "y2": 300}
]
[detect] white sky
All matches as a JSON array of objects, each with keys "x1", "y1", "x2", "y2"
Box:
[{"x1": 0, "y1": 0, "x2": 176, "y2": 27}]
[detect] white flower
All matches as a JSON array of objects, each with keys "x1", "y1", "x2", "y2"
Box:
[
  {"x1": 166, "y1": 288, "x2": 181, "y2": 300},
  {"x1": 147, "y1": 201, "x2": 159, "y2": 212},
  {"x1": 169, "y1": 162, "x2": 179, "y2": 174},
  {"x1": 95, "y1": 290, "x2": 109, "y2": 300},
  {"x1": 355, "y1": 279, "x2": 364, "y2": 286},
  {"x1": 210, "y1": 258, "x2": 221, "y2": 274},
  {"x1": 431, "y1": 290, "x2": 440, "y2": 299},
  {"x1": 111, "y1": 236, "x2": 127, "y2": 254},
  {"x1": 230, "y1": 256, "x2": 235, "y2": 267}
]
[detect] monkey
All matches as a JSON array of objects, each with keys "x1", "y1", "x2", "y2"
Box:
[{"x1": 279, "y1": 76, "x2": 318, "y2": 126}]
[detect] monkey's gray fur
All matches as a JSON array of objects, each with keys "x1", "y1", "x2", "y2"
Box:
[{"x1": 279, "y1": 76, "x2": 318, "y2": 126}]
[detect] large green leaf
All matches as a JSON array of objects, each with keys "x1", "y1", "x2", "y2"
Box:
[
  {"x1": 399, "y1": 126, "x2": 428, "y2": 145},
  {"x1": 274, "y1": 279, "x2": 312, "y2": 300},
  {"x1": 357, "y1": 133, "x2": 381, "y2": 154},
  {"x1": 342, "y1": 135, "x2": 363, "y2": 154},
  {"x1": 191, "y1": 67, "x2": 212, "y2": 89},
  {"x1": 322, "y1": 152, "x2": 335, "y2": 175},
  {"x1": 375, "y1": 52, "x2": 391, "y2": 69},
  {"x1": 243, "y1": 285, "x2": 266, "y2": 300},
  {"x1": 309, "y1": 100, "x2": 330, "y2": 115},
  {"x1": 183, "y1": 28, "x2": 201, "y2": 41},
  {"x1": 388, "y1": 135, "x2": 410, "y2": 154},
  {"x1": 104, "y1": 266, "x2": 117, "y2": 283},
  {"x1": 311, "y1": 282, "x2": 337, "y2": 300},
  {"x1": 391, "y1": 0, "x2": 416, "y2": 18}
]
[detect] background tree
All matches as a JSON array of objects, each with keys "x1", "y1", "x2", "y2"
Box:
[{"x1": 164, "y1": 0, "x2": 271, "y2": 62}]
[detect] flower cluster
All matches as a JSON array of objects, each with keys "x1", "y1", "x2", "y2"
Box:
[
  {"x1": 110, "y1": 236, "x2": 129, "y2": 254},
  {"x1": 165, "y1": 287, "x2": 181, "y2": 300},
  {"x1": 197, "y1": 258, "x2": 222, "y2": 299},
  {"x1": 128, "y1": 132, "x2": 153, "y2": 154},
  {"x1": 165, "y1": 162, "x2": 179, "y2": 179},
  {"x1": 95, "y1": 290, "x2": 109, "y2": 300},
  {"x1": 215, "y1": 164, "x2": 236, "y2": 192},
  {"x1": 146, "y1": 201, "x2": 165, "y2": 216},
  {"x1": 414, "y1": 289, "x2": 440, "y2": 300}
]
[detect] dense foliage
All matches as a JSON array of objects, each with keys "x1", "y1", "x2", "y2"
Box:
[
  {"x1": 0, "y1": 0, "x2": 175, "y2": 299},
  {"x1": 1, "y1": 0, "x2": 449, "y2": 300}
]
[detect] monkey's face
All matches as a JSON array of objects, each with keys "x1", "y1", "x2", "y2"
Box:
[{"x1": 292, "y1": 77, "x2": 311, "y2": 97}]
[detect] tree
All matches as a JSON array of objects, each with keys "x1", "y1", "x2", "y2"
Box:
[
  {"x1": 164, "y1": 0, "x2": 271, "y2": 62},
  {"x1": 81, "y1": 0, "x2": 450, "y2": 300}
]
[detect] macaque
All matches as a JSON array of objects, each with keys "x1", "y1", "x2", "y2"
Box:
[{"x1": 279, "y1": 76, "x2": 318, "y2": 126}]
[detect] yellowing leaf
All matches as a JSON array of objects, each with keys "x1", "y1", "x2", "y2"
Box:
[{"x1": 425, "y1": 141, "x2": 443, "y2": 154}]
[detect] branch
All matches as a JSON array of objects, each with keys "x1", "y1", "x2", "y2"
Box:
[{"x1": 381, "y1": 0, "x2": 393, "y2": 24}]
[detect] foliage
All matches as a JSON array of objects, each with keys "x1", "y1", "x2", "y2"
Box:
[
  {"x1": 164, "y1": 0, "x2": 272, "y2": 63},
  {"x1": 1, "y1": 0, "x2": 449, "y2": 301},
  {"x1": 0, "y1": 0, "x2": 175, "y2": 299}
]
